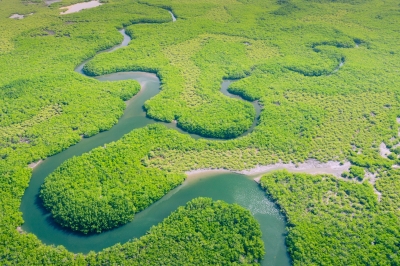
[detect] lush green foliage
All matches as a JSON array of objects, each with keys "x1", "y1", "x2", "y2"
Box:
[
  {"x1": 341, "y1": 165, "x2": 365, "y2": 180},
  {"x1": 1, "y1": 0, "x2": 400, "y2": 264},
  {"x1": 40, "y1": 126, "x2": 186, "y2": 234},
  {"x1": 82, "y1": 0, "x2": 400, "y2": 151},
  {"x1": 349, "y1": 153, "x2": 393, "y2": 172},
  {"x1": 87, "y1": 197, "x2": 265, "y2": 265},
  {"x1": 260, "y1": 170, "x2": 400, "y2": 265}
]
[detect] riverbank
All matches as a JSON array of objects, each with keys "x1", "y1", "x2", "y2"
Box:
[
  {"x1": 28, "y1": 160, "x2": 43, "y2": 169},
  {"x1": 185, "y1": 159, "x2": 387, "y2": 201},
  {"x1": 186, "y1": 159, "x2": 351, "y2": 178}
]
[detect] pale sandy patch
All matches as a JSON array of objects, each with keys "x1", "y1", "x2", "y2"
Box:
[
  {"x1": 186, "y1": 159, "x2": 351, "y2": 179},
  {"x1": 60, "y1": 0, "x2": 102, "y2": 15},
  {"x1": 28, "y1": 160, "x2": 42, "y2": 169},
  {"x1": 9, "y1": 14, "x2": 24, "y2": 19},
  {"x1": 379, "y1": 142, "x2": 390, "y2": 158},
  {"x1": 185, "y1": 168, "x2": 231, "y2": 177},
  {"x1": 239, "y1": 159, "x2": 351, "y2": 178}
]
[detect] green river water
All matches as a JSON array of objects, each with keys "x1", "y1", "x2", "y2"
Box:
[{"x1": 20, "y1": 24, "x2": 290, "y2": 265}]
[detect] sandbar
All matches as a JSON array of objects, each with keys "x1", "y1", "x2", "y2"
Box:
[{"x1": 60, "y1": 0, "x2": 102, "y2": 15}]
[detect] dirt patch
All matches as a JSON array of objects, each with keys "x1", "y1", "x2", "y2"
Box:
[
  {"x1": 186, "y1": 159, "x2": 351, "y2": 178},
  {"x1": 28, "y1": 160, "x2": 42, "y2": 169},
  {"x1": 239, "y1": 159, "x2": 350, "y2": 178},
  {"x1": 9, "y1": 14, "x2": 24, "y2": 19},
  {"x1": 60, "y1": 0, "x2": 102, "y2": 15},
  {"x1": 379, "y1": 142, "x2": 390, "y2": 158}
]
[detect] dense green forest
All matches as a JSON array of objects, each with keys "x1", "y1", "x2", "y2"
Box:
[
  {"x1": 1, "y1": 0, "x2": 400, "y2": 264},
  {"x1": 260, "y1": 170, "x2": 400, "y2": 265},
  {"x1": 40, "y1": 126, "x2": 187, "y2": 234},
  {"x1": 87, "y1": 198, "x2": 265, "y2": 265}
]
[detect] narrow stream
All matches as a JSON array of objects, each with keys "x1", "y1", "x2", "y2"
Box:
[
  {"x1": 75, "y1": 29, "x2": 262, "y2": 139},
  {"x1": 20, "y1": 15, "x2": 290, "y2": 266}
]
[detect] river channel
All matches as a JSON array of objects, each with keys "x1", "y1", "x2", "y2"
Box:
[{"x1": 20, "y1": 17, "x2": 290, "y2": 266}]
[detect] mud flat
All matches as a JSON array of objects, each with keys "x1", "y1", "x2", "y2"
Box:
[
  {"x1": 28, "y1": 160, "x2": 43, "y2": 169},
  {"x1": 9, "y1": 14, "x2": 24, "y2": 19},
  {"x1": 379, "y1": 142, "x2": 391, "y2": 158},
  {"x1": 238, "y1": 159, "x2": 349, "y2": 177},
  {"x1": 60, "y1": 0, "x2": 102, "y2": 15},
  {"x1": 185, "y1": 160, "x2": 351, "y2": 180}
]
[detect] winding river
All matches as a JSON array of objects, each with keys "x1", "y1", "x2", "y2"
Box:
[{"x1": 20, "y1": 15, "x2": 289, "y2": 266}]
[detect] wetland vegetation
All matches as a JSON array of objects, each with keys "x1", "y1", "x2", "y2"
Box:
[
  {"x1": 1, "y1": 0, "x2": 400, "y2": 264},
  {"x1": 87, "y1": 197, "x2": 265, "y2": 265},
  {"x1": 260, "y1": 170, "x2": 400, "y2": 265}
]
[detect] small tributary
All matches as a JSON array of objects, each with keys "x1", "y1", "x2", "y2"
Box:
[
  {"x1": 75, "y1": 29, "x2": 262, "y2": 139},
  {"x1": 20, "y1": 18, "x2": 289, "y2": 266}
]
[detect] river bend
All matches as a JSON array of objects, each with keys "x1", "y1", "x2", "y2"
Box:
[{"x1": 20, "y1": 14, "x2": 289, "y2": 266}]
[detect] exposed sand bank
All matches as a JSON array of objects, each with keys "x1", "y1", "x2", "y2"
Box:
[
  {"x1": 60, "y1": 0, "x2": 102, "y2": 15},
  {"x1": 28, "y1": 160, "x2": 42, "y2": 169},
  {"x1": 239, "y1": 159, "x2": 351, "y2": 177},
  {"x1": 186, "y1": 159, "x2": 351, "y2": 178},
  {"x1": 9, "y1": 14, "x2": 24, "y2": 19},
  {"x1": 185, "y1": 168, "x2": 231, "y2": 178}
]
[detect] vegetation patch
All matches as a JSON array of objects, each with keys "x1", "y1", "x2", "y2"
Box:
[
  {"x1": 40, "y1": 125, "x2": 186, "y2": 234},
  {"x1": 88, "y1": 197, "x2": 265, "y2": 265},
  {"x1": 1, "y1": 0, "x2": 400, "y2": 264},
  {"x1": 260, "y1": 170, "x2": 400, "y2": 265}
]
